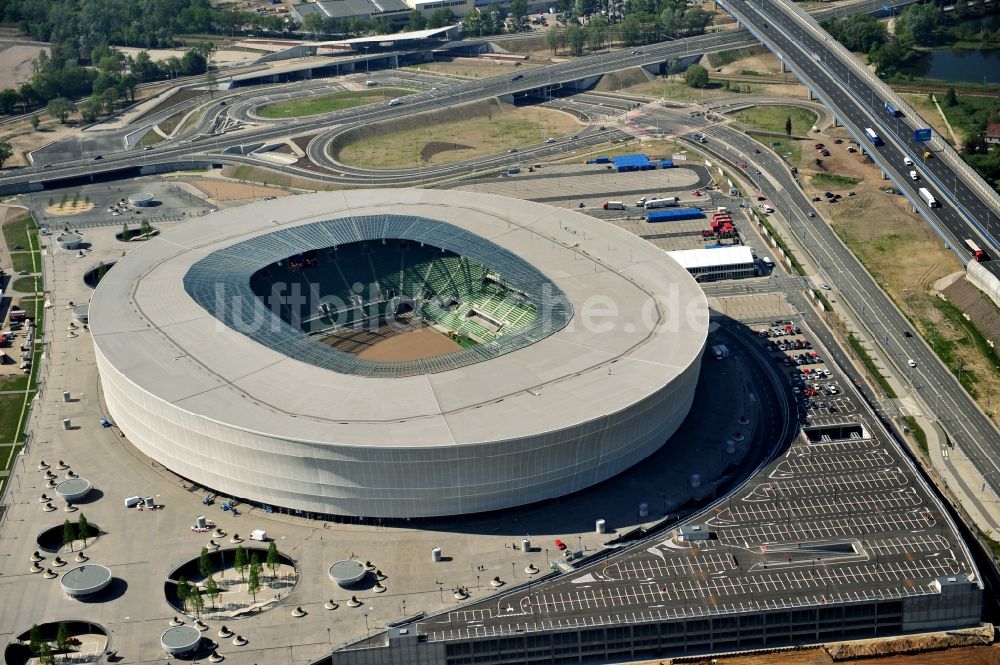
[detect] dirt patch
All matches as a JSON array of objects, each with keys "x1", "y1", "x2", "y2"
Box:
[
  {"x1": 595, "y1": 68, "x2": 655, "y2": 93},
  {"x1": 0, "y1": 43, "x2": 48, "y2": 90},
  {"x1": 44, "y1": 202, "x2": 95, "y2": 216},
  {"x1": 359, "y1": 326, "x2": 461, "y2": 361},
  {"x1": 420, "y1": 141, "x2": 474, "y2": 163},
  {"x1": 189, "y1": 179, "x2": 290, "y2": 202},
  {"x1": 944, "y1": 277, "x2": 1000, "y2": 344}
]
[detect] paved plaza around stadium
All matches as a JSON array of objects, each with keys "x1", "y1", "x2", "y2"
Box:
[{"x1": 0, "y1": 192, "x2": 778, "y2": 663}]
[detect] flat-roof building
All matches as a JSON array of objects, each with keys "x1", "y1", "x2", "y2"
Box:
[{"x1": 667, "y1": 246, "x2": 756, "y2": 282}]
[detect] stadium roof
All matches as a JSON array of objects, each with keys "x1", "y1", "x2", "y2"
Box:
[
  {"x1": 90, "y1": 190, "x2": 708, "y2": 448},
  {"x1": 667, "y1": 246, "x2": 755, "y2": 270},
  {"x1": 184, "y1": 215, "x2": 572, "y2": 378},
  {"x1": 310, "y1": 26, "x2": 458, "y2": 47}
]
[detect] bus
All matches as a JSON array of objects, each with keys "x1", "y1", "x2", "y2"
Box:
[
  {"x1": 964, "y1": 239, "x2": 987, "y2": 262},
  {"x1": 864, "y1": 127, "x2": 882, "y2": 145}
]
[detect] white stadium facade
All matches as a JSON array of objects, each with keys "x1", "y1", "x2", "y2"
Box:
[{"x1": 90, "y1": 190, "x2": 708, "y2": 518}]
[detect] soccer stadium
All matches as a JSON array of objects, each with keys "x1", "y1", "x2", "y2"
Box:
[{"x1": 90, "y1": 190, "x2": 709, "y2": 518}]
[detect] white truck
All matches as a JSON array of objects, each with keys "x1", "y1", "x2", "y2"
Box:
[
  {"x1": 918, "y1": 187, "x2": 938, "y2": 208},
  {"x1": 644, "y1": 197, "x2": 680, "y2": 209}
]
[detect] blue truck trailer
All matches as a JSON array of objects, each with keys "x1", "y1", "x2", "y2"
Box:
[{"x1": 646, "y1": 208, "x2": 703, "y2": 223}]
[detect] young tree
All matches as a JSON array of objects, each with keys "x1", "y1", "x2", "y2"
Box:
[
  {"x1": 565, "y1": 25, "x2": 586, "y2": 56},
  {"x1": 139, "y1": 219, "x2": 152, "y2": 237},
  {"x1": 28, "y1": 624, "x2": 42, "y2": 655},
  {"x1": 199, "y1": 546, "x2": 213, "y2": 581},
  {"x1": 0, "y1": 141, "x2": 13, "y2": 168},
  {"x1": 30, "y1": 115, "x2": 40, "y2": 131},
  {"x1": 785, "y1": 115, "x2": 792, "y2": 136},
  {"x1": 683, "y1": 64, "x2": 709, "y2": 88},
  {"x1": 544, "y1": 25, "x2": 561, "y2": 54},
  {"x1": 234, "y1": 545, "x2": 248, "y2": 581},
  {"x1": 177, "y1": 576, "x2": 192, "y2": 610},
  {"x1": 46, "y1": 97, "x2": 76, "y2": 123},
  {"x1": 63, "y1": 519, "x2": 76, "y2": 552},
  {"x1": 122, "y1": 222, "x2": 130, "y2": 239},
  {"x1": 55, "y1": 623, "x2": 68, "y2": 651},
  {"x1": 77, "y1": 514, "x2": 89, "y2": 546},
  {"x1": 189, "y1": 587, "x2": 204, "y2": 618},
  {"x1": 945, "y1": 87, "x2": 958, "y2": 107},
  {"x1": 247, "y1": 553, "x2": 262, "y2": 603},
  {"x1": 38, "y1": 642, "x2": 55, "y2": 665},
  {"x1": 205, "y1": 72, "x2": 218, "y2": 99},
  {"x1": 266, "y1": 541, "x2": 280, "y2": 579},
  {"x1": 510, "y1": 0, "x2": 529, "y2": 31},
  {"x1": 204, "y1": 575, "x2": 220, "y2": 609}
]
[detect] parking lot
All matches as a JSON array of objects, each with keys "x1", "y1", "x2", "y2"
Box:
[{"x1": 419, "y1": 315, "x2": 976, "y2": 642}]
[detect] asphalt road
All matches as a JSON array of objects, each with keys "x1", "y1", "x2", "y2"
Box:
[
  {"x1": 649, "y1": 102, "x2": 1000, "y2": 511},
  {"x1": 718, "y1": 0, "x2": 1000, "y2": 274},
  {"x1": 0, "y1": 0, "x2": 919, "y2": 194}
]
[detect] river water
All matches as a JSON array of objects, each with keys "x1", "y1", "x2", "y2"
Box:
[{"x1": 902, "y1": 15, "x2": 1000, "y2": 83}]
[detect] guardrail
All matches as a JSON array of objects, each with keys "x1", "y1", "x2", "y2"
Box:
[{"x1": 778, "y1": 0, "x2": 1000, "y2": 234}]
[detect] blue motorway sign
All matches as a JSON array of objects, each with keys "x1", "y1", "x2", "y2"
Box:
[{"x1": 914, "y1": 128, "x2": 932, "y2": 143}]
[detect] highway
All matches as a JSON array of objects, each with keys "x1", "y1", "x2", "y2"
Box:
[
  {"x1": 633, "y1": 97, "x2": 1000, "y2": 517},
  {"x1": 0, "y1": 0, "x2": 918, "y2": 195},
  {"x1": 717, "y1": 0, "x2": 1000, "y2": 273}
]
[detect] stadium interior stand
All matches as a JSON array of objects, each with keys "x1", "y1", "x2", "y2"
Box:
[{"x1": 250, "y1": 240, "x2": 537, "y2": 345}]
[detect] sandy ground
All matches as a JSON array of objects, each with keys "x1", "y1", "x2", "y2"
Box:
[
  {"x1": 114, "y1": 46, "x2": 261, "y2": 68},
  {"x1": 44, "y1": 202, "x2": 95, "y2": 216},
  {"x1": 358, "y1": 326, "x2": 461, "y2": 361},
  {"x1": 0, "y1": 42, "x2": 48, "y2": 90},
  {"x1": 943, "y1": 277, "x2": 1000, "y2": 344},
  {"x1": 189, "y1": 179, "x2": 290, "y2": 204}
]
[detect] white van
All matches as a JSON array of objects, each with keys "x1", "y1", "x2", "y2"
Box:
[
  {"x1": 903, "y1": 156, "x2": 913, "y2": 166},
  {"x1": 388, "y1": 98, "x2": 401, "y2": 106}
]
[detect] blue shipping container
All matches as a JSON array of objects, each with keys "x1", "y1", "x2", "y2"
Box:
[{"x1": 646, "y1": 208, "x2": 703, "y2": 223}]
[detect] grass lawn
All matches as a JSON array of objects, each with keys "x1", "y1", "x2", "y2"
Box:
[
  {"x1": 900, "y1": 93, "x2": 954, "y2": 145},
  {"x1": 10, "y1": 276, "x2": 39, "y2": 293},
  {"x1": 732, "y1": 105, "x2": 818, "y2": 136},
  {"x1": 137, "y1": 128, "x2": 166, "y2": 147},
  {"x1": 940, "y1": 95, "x2": 1000, "y2": 140},
  {"x1": 0, "y1": 373, "x2": 29, "y2": 391},
  {"x1": 2, "y1": 214, "x2": 35, "y2": 251},
  {"x1": 158, "y1": 110, "x2": 185, "y2": 136},
  {"x1": 257, "y1": 88, "x2": 416, "y2": 119},
  {"x1": 811, "y1": 173, "x2": 862, "y2": 189},
  {"x1": 339, "y1": 105, "x2": 580, "y2": 169},
  {"x1": 0, "y1": 394, "x2": 25, "y2": 444},
  {"x1": 9, "y1": 252, "x2": 36, "y2": 274}
]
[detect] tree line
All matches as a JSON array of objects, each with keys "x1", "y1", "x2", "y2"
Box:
[{"x1": 0, "y1": 43, "x2": 210, "y2": 120}]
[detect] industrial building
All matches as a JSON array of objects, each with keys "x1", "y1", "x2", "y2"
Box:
[
  {"x1": 667, "y1": 245, "x2": 756, "y2": 282},
  {"x1": 90, "y1": 190, "x2": 708, "y2": 519}
]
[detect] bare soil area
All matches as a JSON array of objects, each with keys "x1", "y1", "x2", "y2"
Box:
[
  {"x1": 943, "y1": 277, "x2": 1000, "y2": 344},
  {"x1": 0, "y1": 43, "x2": 48, "y2": 90},
  {"x1": 358, "y1": 326, "x2": 461, "y2": 361},
  {"x1": 44, "y1": 202, "x2": 95, "y2": 216},
  {"x1": 189, "y1": 179, "x2": 290, "y2": 203}
]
